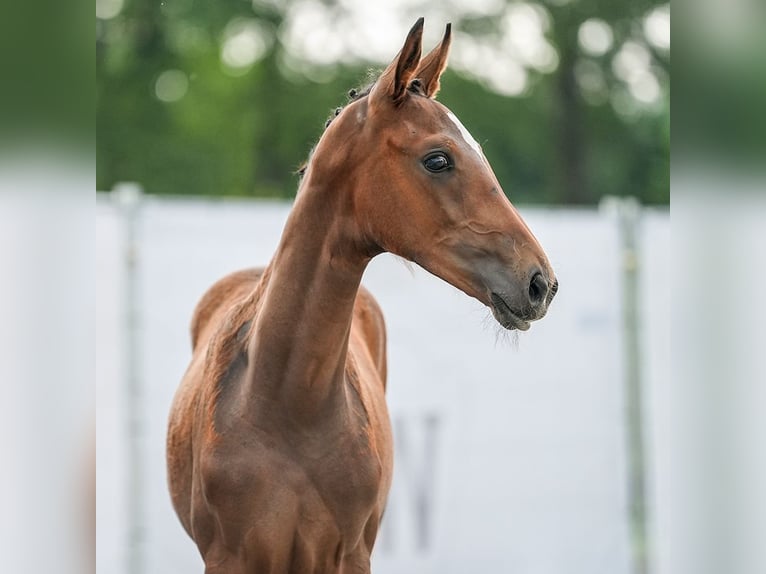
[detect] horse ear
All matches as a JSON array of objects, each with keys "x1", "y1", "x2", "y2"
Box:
[
  {"x1": 415, "y1": 23, "x2": 452, "y2": 98},
  {"x1": 370, "y1": 18, "x2": 424, "y2": 106}
]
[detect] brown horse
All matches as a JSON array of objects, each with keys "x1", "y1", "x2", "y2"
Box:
[{"x1": 167, "y1": 18, "x2": 557, "y2": 573}]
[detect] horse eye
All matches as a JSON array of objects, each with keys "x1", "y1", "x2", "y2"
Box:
[{"x1": 423, "y1": 153, "x2": 451, "y2": 173}]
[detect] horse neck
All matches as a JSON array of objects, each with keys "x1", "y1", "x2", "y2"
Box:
[{"x1": 245, "y1": 180, "x2": 370, "y2": 421}]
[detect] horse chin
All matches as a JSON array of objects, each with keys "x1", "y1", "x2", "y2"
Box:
[{"x1": 489, "y1": 292, "x2": 531, "y2": 332}]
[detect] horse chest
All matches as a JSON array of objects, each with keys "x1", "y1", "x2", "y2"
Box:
[
  {"x1": 281, "y1": 401, "x2": 391, "y2": 533},
  {"x1": 270, "y1": 360, "x2": 392, "y2": 518},
  {"x1": 204, "y1": 399, "x2": 391, "y2": 541},
  {"x1": 200, "y1": 336, "x2": 392, "y2": 553},
  {"x1": 309, "y1": 421, "x2": 387, "y2": 510}
]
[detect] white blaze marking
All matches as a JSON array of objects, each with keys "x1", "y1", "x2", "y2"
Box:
[{"x1": 446, "y1": 111, "x2": 483, "y2": 159}]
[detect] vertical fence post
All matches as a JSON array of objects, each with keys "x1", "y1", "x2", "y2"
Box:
[
  {"x1": 618, "y1": 197, "x2": 649, "y2": 574},
  {"x1": 602, "y1": 196, "x2": 650, "y2": 574},
  {"x1": 114, "y1": 183, "x2": 144, "y2": 574}
]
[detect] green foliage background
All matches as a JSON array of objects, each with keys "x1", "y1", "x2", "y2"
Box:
[{"x1": 97, "y1": 0, "x2": 669, "y2": 204}]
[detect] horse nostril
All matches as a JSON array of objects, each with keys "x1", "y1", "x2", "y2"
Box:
[{"x1": 528, "y1": 272, "x2": 548, "y2": 307}]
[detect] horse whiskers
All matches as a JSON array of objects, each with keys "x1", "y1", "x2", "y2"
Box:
[
  {"x1": 481, "y1": 310, "x2": 520, "y2": 349},
  {"x1": 494, "y1": 322, "x2": 520, "y2": 350}
]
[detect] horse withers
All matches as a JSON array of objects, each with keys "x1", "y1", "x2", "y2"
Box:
[{"x1": 167, "y1": 18, "x2": 557, "y2": 573}]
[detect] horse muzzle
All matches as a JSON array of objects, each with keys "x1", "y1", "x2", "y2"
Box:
[{"x1": 487, "y1": 273, "x2": 558, "y2": 331}]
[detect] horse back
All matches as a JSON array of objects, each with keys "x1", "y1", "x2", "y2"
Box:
[{"x1": 190, "y1": 268, "x2": 264, "y2": 350}]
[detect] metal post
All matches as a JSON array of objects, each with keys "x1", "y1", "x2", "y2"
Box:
[
  {"x1": 114, "y1": 183, "x2": 144, "y2": 574},
  {"x1": 616, "y1": 197, "x2": 649, "y2": 574},
  {"x1": 601, "y1": 196, "x2": 650, "y2": 574}
]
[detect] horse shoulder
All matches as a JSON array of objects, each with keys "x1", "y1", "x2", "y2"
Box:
[
  {"x1": 169, "y1": 268, "x2": 265, "y2": 531},
  {"x1": 190, "y1": 268, "x2": 265, "y2": 350},
  {"x1": 352, "y1": 286, "x2": 388, "y2": 388}
]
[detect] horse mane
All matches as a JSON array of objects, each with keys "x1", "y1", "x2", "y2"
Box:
[
  {"x1": 295, "y1": 83, "x2": 373, "y2": 179},
  {"x1": 295, "y1": 77, "x2": 428, "y2": 181}
]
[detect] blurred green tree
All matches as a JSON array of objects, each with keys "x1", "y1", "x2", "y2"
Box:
[{"x1": 97, "y1": 0, "x2": 669, "y2": 204}]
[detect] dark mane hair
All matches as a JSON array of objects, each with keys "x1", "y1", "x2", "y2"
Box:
[
  {"x1": 295, "y1": 75, "x2": 428, "y2": 181},
  {"x1": 295, "y1": 83, "x2": 373, "y2": 179}
]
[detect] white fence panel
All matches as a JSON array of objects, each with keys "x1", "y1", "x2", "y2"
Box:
[{"x1": 96, "y1": 196, "x2": 668, "y2": 574}]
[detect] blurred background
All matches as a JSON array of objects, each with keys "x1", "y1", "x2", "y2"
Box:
[
  {"x1": 95, "y1": 1, "x2": 672, "y2": 574},
  {"x1": 96, "y1": 0, "x2": 669, "y2": 205}
]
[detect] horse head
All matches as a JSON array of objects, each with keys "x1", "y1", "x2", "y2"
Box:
[{"x1": 307, "y1": 18, "x2": 558, "y2": 330}]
